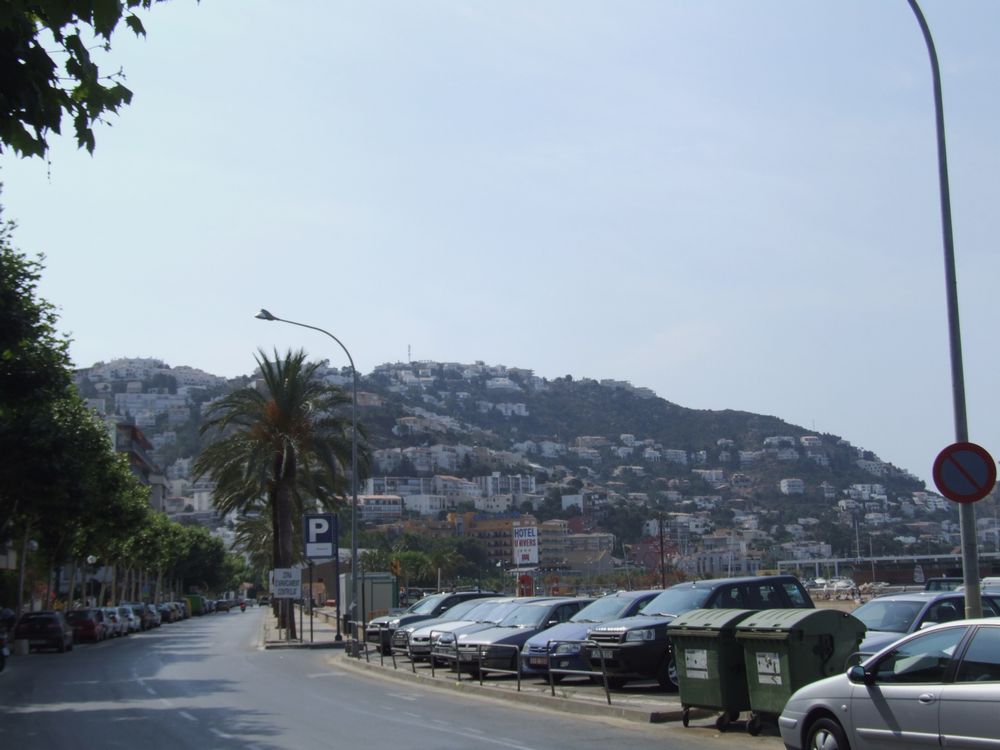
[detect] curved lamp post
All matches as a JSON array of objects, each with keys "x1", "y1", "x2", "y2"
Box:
[
  {"x1": 906, "y1": 0, "x2": 981, "y2": 617},
  {"x1": 255, "y1": 309, "x2": 360, "y2": 636}
]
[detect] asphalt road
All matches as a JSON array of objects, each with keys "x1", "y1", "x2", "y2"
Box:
[{"x1": 0, "y1": 609, "x2": 782, "y2": 750}]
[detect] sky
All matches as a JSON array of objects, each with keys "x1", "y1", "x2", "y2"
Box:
[{"x1": 1, "y1": 1, "x2": 998, "y2": 488}]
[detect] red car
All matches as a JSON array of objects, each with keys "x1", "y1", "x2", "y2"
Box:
[{"x1": 65, "y1": 608, "x2": 107, "y2": 643}]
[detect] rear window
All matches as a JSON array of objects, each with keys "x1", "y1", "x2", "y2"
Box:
[{"x1": 66, "y1": 611, "x2": 94, "y2": 623}]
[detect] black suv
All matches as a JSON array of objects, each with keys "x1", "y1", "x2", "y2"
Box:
[
  {"x1": 365, "y1": 590, "x2": 497, "y2": 654},
  {"x1": 585, "y1": 575, "x2": 814, "y2": 690}
]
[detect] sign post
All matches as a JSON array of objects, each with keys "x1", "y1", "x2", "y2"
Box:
[
  {"x1": 302, "y1": 513, "x2": 340, "y2": 640},
  {"x1": 933, "y1": 442, "x2": 997, "y2": 619}
]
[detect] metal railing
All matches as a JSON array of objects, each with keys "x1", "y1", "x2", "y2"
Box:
[
  {"x1": 541, "y1": 639, "x2": 612, "y2": 704},
  {"x1": 475, "y1": 643, "x2": 521, "y2": 691}
]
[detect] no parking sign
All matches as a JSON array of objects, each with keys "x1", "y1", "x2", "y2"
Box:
[{"x1": 933, "y1": 442, "x2": 996, "y2": 504}]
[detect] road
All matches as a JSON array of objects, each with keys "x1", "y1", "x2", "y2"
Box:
[{"x1": 0, "y1": 608, "x2": 782, "y2": 750}]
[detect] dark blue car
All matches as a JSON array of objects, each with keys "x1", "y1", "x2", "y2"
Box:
[{"x1": 520, "y1": 590, "x2": 660, "y2": 681}]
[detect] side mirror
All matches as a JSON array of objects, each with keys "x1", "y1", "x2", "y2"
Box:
[
  {"x1": 848, "y1": 665, "x2": 874, "y2": 685},
  {"x1": 547, "y1": 619, "x2": 559, "y2": 627}
]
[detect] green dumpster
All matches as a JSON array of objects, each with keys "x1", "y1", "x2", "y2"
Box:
[
  {"x1": 667, "y1": 609, "x2": 755, "y2": 731},
  {"x1": 735, "y1": 609, "x2": 866, "y2": 735}
]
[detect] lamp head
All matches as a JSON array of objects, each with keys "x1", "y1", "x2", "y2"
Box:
[{"x1": 255, "y1": 309, "x2": 277, "y2": 321}]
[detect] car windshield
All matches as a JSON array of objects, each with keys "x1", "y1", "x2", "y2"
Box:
[
  {"x1": 639, "y1": 587, "x2": 711, "y2": 616},
  {"x1": 498, "y1": 604, "x2": 551, "y2": 628},
  {"x1": 437, "y1": 598, "x2": 484, "y2": 620},
  {"x1": 479, "y1": 601, "x2": 523, "y2": 623},
  {"x1": 456, "y1": 600, "x2": 505, "y2": 621},
  {"x1": 407, "y1": 593, "x2": 449, "y2": 615},
  {"x1": 570, "y1": 594, "x2": 638, "y2": 623},
  {"x1": 852, "y1": 599, "x2": 925, "y2": 632},
  {"x1": 65, "y1": 611, "x2": 92, "y2": 622}
]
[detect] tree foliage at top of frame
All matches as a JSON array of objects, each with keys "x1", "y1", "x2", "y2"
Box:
[{"x1": 0, "y1": 1, "x2": 165, "y2": 158}]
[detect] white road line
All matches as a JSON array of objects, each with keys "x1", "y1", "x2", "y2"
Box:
[
  {"x1": 210, "y1": 728, "x2": 233, "y2": 740},
  {"x1": 386, "y1": 693, "x2": 417, "y2": 701},
  {"x1": 305, "y1": 672, "x2": 347, "y2": 678},
  {"x1": 179, "y1": 711, "x2": 198, "y2": 722},
  {"x1": 145, "y1": 687, "x2": 156, "y2": 696}
]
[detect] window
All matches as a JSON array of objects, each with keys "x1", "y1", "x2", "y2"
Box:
[
  {"x1": 745, "y1": 583, "x2": 779, "y2": 609},
  {"x1": 711, "y1": 586, "x2": 744, "y2": 608},
  {"x1": 874, "y1": 627, "x2": 966, "y2": 684},
  {"x1": 955, "y1": 626, "x2": 1000, "y2": 683},
  {"x1": 782, "y1": 582, "x2": 809, "y2": 607},
  {"x1": 923, "y1": 600, "x2": 962, "y2": 626}
]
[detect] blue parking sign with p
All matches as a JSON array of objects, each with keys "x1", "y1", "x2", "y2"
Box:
[{"x1": 303, "y1": 513, "x2": 337, "y2": 560}]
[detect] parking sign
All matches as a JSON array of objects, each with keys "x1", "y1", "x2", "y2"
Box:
[{"x1": 303, "y1": 513, "x2": 337, "y2": 560}]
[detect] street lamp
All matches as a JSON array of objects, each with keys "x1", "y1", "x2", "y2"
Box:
[
  {"x1": 906, "y1": 0, "x2": 981, "y2": 618},
  {"x1": 255, "y1": 308, "x2": 360, "y2": 638}
]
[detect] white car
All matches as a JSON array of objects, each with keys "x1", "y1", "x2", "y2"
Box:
[{"x1": 779, "y1": 618, "x2": 1000, "y2": 750}]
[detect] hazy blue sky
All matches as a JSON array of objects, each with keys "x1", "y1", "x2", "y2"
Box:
[{"x1": 1, "y1": 1, "x2": 997, "y2": 487}]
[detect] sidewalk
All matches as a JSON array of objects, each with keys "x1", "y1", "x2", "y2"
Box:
[{"x1": 261, "y1": 605, "x2": 347, "y2": 650}]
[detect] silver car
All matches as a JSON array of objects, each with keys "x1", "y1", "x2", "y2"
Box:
[{"x1": 779, "y1": 618, "x2": 1000, "y2": 750}]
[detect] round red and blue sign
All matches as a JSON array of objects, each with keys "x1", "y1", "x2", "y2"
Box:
[{"x1": 932, "y1": 442, "x2": 997, "y2": 504}]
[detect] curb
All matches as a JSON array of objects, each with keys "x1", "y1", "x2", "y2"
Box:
[{"x1": 328, "y1": 651, "x2": 704, "y2": 725}]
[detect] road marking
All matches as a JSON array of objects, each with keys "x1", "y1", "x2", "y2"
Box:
[
  {"x1": 179, "y1": 711, "x2": 198, "y2": 722},
  {"x1": 305, "y1": 671, "x2": 347, "y2": 678},
  {"x1": 145, "y1": 687, "x2": 156, "y2": 696},
  {"x1": 386, "y1": 693, "x2": 417, "y2": 701},
  {"x1": 210, "y1": 728, "x2": 233, "y2": 739}
]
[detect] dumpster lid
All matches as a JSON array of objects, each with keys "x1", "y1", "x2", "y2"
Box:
[
  {"x1": 667, "y1": 608, "x2": 755, "y2": 633},
  {"x1": 735, "y1": 608, "x2": 863, "y2": 636}
]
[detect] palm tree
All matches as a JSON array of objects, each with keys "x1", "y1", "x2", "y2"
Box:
[{"x1": 194, "y1": 348, "x2": 362, "y2": 634}]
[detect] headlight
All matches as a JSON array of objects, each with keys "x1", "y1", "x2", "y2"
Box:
[
  {"x1": 554, "y1": 643, "x2": 581, "y2": 655},
  {"x1": 437, "y1": 634, "x2": 454, "y2": 644},
  {"x1": 625, "y1": 628, "x2": 656, "y2": 642}
]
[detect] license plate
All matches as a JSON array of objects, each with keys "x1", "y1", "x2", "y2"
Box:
[
  {"x1": 595, "y1": 649, "x2": 616, "y2": 660},
  {"x1": 528, "y1": 656, "x2": 548, "y2": 666}
]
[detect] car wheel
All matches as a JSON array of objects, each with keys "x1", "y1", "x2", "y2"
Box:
[
  {"x1": 657, "y1": 655, "x2": 679, "y2": 692},
  {"x1": 806, "y1": 717, "x2": 851, "y2": 750}
]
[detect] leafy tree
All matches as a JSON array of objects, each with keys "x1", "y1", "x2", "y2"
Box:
[
  {"x1": 0, "y1": 1, "x2": 164, "y2": 157},
  {"x1": 194, "y1": 349, "x2": 364, "y2": 633}
]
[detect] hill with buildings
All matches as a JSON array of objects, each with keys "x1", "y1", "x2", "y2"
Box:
[{"x1": 73, "y1": 357, "x2": 986, "y2": 584}]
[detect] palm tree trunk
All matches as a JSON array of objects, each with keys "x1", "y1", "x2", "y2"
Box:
[{"x1": 275, "y1": 476, "x2": 297, "y2": 639}]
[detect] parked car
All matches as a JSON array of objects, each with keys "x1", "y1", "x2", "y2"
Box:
[
  {"x1": 585, "y1": 574, "x2": 814, "y2": 691},
  {"x1": 157, "y1": 603, "x2": 177, "y2": 623},
  {"x1": 521, "y1": 589, "x2": 661, "y2": 681},
  {"x1": 429, "y1": 598, "x2": 551, "y2": 663},
  {"x1": 779, "y1": 618, "x2": 1000, "y2": 750},
  {"x1": 117, "y1": 606, "x2": 141, "y2": 634},
  {"x1": 13, "y1": 611, "x2": 74, "y2": 652},
  {"x1": 65, "y1": 608, "x2": 107, "y2": 643},
  {"x1": 396, "y1": 597, "x2": 514, "y2": 659},
  {"x1": 389, "y1": 596, "x2": 503, "y2": 657},
  {"x1": 924, "y1": 576, "x2": 964, "y2": 591},
  {"x1": 120, "y1": 602, "x2": 155, "y2": 630},
  {"x1": 451, "y1": 598, "x2": 593, "y2": 675},
  {"x1": 215, "y1": 599, "x2": 234, "y2": 613},
  {"x1": 849, "y1": 590, "x2": 1000, "y2": 659},
  {"x1": 365, "y1": 590, "x2": 498, "y2": 655},
  {"x1": 102, "y1": 607, "x2": 126, "y2": 637},
  {"x1": 143, "y1": 603, "x2": 162, "y2": 628}
]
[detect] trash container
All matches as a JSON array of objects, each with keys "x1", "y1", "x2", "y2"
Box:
[
  {"x1": 735, "y1": 609, "x2": 866, "y2": 735},
  {"x1": 667, "y1": 609, "x2": 755, "y2": 731}
]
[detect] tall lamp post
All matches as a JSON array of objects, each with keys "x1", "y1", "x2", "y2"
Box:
[
  {"x1": 906, "y1": 0, "x2": 981, "y2": 618},
  {"x1": 255, "y1": 309, "x2": 360, "y2": 636}
]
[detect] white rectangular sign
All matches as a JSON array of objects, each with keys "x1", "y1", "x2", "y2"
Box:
[
  {"x1": 271, "y1": 568, "x2": 302, "y2": 599},
  {"x1": 512, "y1": 525, "x2": 539, "y2": 565}
]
